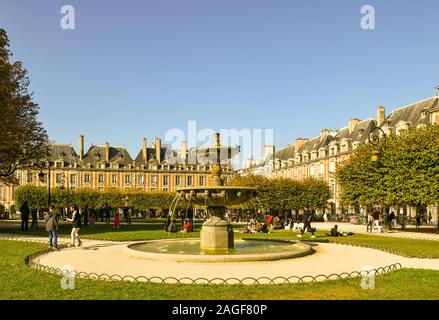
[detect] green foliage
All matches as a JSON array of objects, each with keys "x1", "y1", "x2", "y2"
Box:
[
  {"x1": 126, "y1": 190, "x2": 176, "y2": 210},
  {"x1": 13, "y1": 185, "x2": 47, "y2": 209},
  {"x1": 12, "y1": 186, "x2": 177, "y2": 210},
  {"x1": 228, "y1": 175, "x2": 330, "y2": 212},
  {"x1": 336, "y1": 125, "x2": 439, "y2": 207},
  {"x1": 0, "y1": 28, "x2": 49, "y2": 183}
]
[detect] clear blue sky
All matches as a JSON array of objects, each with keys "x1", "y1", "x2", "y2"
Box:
[{"x1": 1, "y1": 0, "x2": 438, "y2": 164}]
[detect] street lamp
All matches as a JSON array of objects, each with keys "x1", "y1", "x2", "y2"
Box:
[
  {"x1": 368, "y1": 126, "x2": 387, "y2": 162},
  {"x1": 124, "y1": 195, "x2": 129, "y2": 207},
  {"x1": 368, "y1": 125, "x2": 388, "y2": 229},
  {"x1": 37, "y1": 158, "x2": 51, "y2": 207}
]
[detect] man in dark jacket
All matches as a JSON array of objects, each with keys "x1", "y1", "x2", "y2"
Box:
[
  {"x1": 299, "y1": 207, "x2": 316, "y2": 238},
  {"x1": 20, "y1": 202, "x2": 30, "y2": 231},
  {"x1": 45, "y1": 207, "x2": 59, "y2": 250}
]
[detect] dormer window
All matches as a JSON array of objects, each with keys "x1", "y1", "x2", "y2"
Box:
[{"x1": 95, "y1": 153, "x2": 101, "y2": 159}]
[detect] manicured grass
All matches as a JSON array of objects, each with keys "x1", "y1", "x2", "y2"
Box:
[
  {"x1": 1, "y1": 221, "x2": 438, "y2": 258},
  {"x1": 0, "y1": 222, "x2": 202, "y2": 241},
  {"x1": 1, "y1": 240, "x2": 438, "y2": 300},
  {"x1": 239, "y1": 230, "x2": 439, "y2": 258}
]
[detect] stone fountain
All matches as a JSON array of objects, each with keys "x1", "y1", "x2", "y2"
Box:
[
  {"x1": 126, "y1": 133, "x2": 313, "y2": 262},
  {"x1": 176, "y1": 133, "x2": 257, "y2": 250}
]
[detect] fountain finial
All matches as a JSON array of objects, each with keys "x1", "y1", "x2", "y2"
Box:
[{"x1": 211, "y1": 132, "x2": 223, "y2": 186}]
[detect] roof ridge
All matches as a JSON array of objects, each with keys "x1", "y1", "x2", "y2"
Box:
[{"x1": 390, "y1": 96, "x2": 437, "y2": 114}]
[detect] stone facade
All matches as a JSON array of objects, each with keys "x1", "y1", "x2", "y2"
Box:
[
  {"x1": 240, "y1": 94, "x2": 439, "y2": 220},
  {"x1": 0, "y1": 136, "x2": 234, "y2": 210}
]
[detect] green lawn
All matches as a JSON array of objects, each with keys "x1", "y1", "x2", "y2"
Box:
[
  {"x1": 1, "y1": 240, "x2": 438, "y2": 300},
  {"x1": 1, "y1": 222, "x2": 438, "y2": 258}
]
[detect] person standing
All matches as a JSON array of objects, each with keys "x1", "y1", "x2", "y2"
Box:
[
  {"x1": 20, "y1": 201, "x2": 30, "y2": 232},
  {"x1": 428, "y1": 211, "x2": 433, "y2": 225},
  {"x1": 103, "y1": 203, "x2": 111, "y2": 225},
  {"x1": 89, "y1": 209, "x2": 95, "y2": 228},
  {"x1": 298, "y1": 207, "x2": 315, "y2": 239},
  {"x1": 122, "y1": 206, "x2": 129, "y2": 225},
  {"x1": 45, "y1": 207, "x2": 59, "y2": 250},
  {"x1": 416, "y1": 214, "x2": 421, "y2": 229},
  {"x1": 67, "y1": 205, "x2": 82, "y2": 247},
  {"x1": 31, "y1": 208, "x2": 38, "y2": 228},
  {"x1": 366, "y1": 212, "x2": 373, "y2": 233},
  {"x1": 388, "y1": 211, "x2": 395, "y2": 230},
  {"x1": 114, "y1": 210, "x2": 120, "y2": 230},
  {"x1": 82, "y1": 207, "x2": 89, "y2": 227}
]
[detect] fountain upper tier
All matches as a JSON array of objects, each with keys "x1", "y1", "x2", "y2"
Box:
[{"x1": 176, "y1": 186, "x2": 257, "y2": 207}]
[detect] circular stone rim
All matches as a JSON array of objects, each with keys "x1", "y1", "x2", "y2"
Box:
[{"x1": 125, "y1": 239, "x2": 313, "y2": 263}]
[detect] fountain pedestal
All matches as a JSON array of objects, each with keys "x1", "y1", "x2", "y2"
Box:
[{"x1": 200, "y1": 207, "x2": 234, "y2": 250}]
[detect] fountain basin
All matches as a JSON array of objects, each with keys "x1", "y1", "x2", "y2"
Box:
[{"x1": 126, "y1": 239, "x2": 313, "y2": 262}]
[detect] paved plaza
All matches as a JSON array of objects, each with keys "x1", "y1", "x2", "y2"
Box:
[{"x1": 2, "y1": 234, "x2": 438, "y2": 284}]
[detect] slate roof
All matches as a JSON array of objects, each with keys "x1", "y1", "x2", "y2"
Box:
[
  {"x1": 385, "y1": 96, "x2": 439, "y2": 128},
  {"x1": 82, "y1": 145, "x2": 133, "y2": 166},
  {"x1": 46, "y1": 145, "x2": 79, "y2": 166},
  {"x1": 134, "y1": 147, "x2": 176, "y2": 166}
]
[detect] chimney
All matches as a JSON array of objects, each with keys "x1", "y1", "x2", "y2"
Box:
[
  {"x1": 263, "y1": 145, "x2": 275, "y2": 161},
  {"x1": 180, "y1": 140, "x2": 187, "y2": 163},
  {"x1": 320, "y1": 128, "x2": 330, "y2": 141},
  {"x1": 105, "y1": 142, "x2": 110, "y2": 162},
  {"x1": 142, "y1": 137, "x2": 148, "y2": 163},
  {"x1": 348, "y1": 118, "x2": 360, "y2": 134},
  {"x1": 376, "y1": 106, "x2": 385, "y2": 127},
  {"x1": 79, "y1": 134, "x2": 84, "y2": 161},
  {"x1": 155, "y1": 137, "x2": 161, "y2": 163},
  {"x1": 295, "y1": 138, "x2": 307, "y2": 152},
  {"x1": 435, "y1": 85, "x2": 439, "y2": 97}
]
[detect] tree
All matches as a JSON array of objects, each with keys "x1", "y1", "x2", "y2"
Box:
[
  {"x1": 0, "y1": 28, "x2": 49, "y2": 184},
  {"x1": 13, "y1": 185, "x2": 47, "y2": 211},
  {"x1": 227, "y1": 174, "x2": 330, "y2": 213},
  {"x1": 336, "y1": 125, "x2": 439, "y2": 208},
  {"x1": 335, "y1": 144, "x2": 385, "y2": 207}
]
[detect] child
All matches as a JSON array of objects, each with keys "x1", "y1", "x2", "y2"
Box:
[{"x1": 114, "y1": 211, "x2": 120, "y2": 230}]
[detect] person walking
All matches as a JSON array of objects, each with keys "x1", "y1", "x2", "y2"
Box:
[
  {"x1": 20, "y1": 201, "x2": 30, "y2": 232},
  {"x1": 45, "y1": 207, "x2": 59, "y2": 250},
  {"x1": 298, "y1": 207, "x2": 315, "y2": 239},
  {"x1": 67, "y1": 205, "x2": 82, "y2": 247}
]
